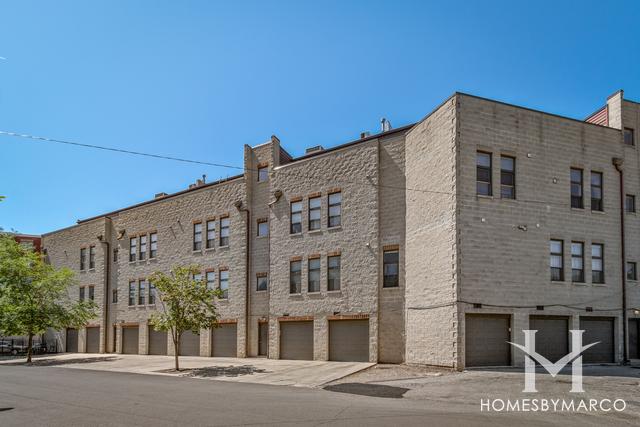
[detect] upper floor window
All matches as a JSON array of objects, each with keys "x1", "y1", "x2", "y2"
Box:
[
  {"x1": 128, "y1": 281, "x2": 136, "y2": 306},
  {"x1": 257, "y1": 219, "x2": 268, "y2": 237},
  {"x1": 476, "y1": 152, "x2": 492, "y2": 196},
  {"x1": 193, "y1": 222, "x2": 202, "y2": 251},
  {"x1": 79, "y1": 286, "x2": 85, "y2": 302},
  {"x1": 80, "y1": 248, "x2": 87, "y2": 270},
  {"x1": 626, "y1": 194, "x2": 636, "y2": 213},
  {"x1": 592, "y1": 244, "x2": 604, "y2": 284},
  {"x1": 138, "y1": 280, "x2": 146, "y2": 305},
  {"x1": 290, "y1": 201, "x2": 302, "y2": 234},
  {"x1": 193, "y1": 272, "x2": 202, "y2": 283},
  {"x1": 206, "y1": 220, "x2": 216, "y2": 249},
  {"x1": 149, "y1": 282, "x2": 156, "y2": 305},
  {"x1": 624, "y1": 127, "x2": 635, "y2": 146},
  {"x1": 309, "y1": 196, "x2": 321, "y2": 230},
  {"x1": 257, "y1": 165, "x2": 269, "y2": 182},
  {"x1": 129, "y1": 237, "x2": 137, "y2": 262},
  {"x1": 383, "y1": 250, "x2": 399, "y2": 288},
  {"x1": 113, "y1": 248, "x2": 118, "y2": 262},
  {"x1": 627, "y1": 262, "x2": 637, "y2": 281},
  {"x1": 206, "y1": 270, "x2": 215, "y2": 290},
  {"x1": 256, "y1": 273, "x2": 268, "y2": 291},
  {"x1": 308, "y1": 258, "x2": 320, "y2": 293},
  {"x1": 571, "y1": 241, "x2": 584, "y2": 283},
  {"x1": 500, "y1": 156, "x2": 515, "y2": 199},
  {"x1": 220, "y1": 217, "x2": 230, "y2": 246},
  {"x1": 89, "y1": 246, "x2": 96, "y2": 269},
  {"x1": 149, "y1": 232, "x2": 157, "y2": 258},
  {"x1": 328, "y1": 255, "x2": 341, "y2": 291},
  {"x1": 570, "y1": 168, "x2": 583, "y2": 209},
  {"x1": 590, "y1": 171, "x2": 603, "y2": 211},
  {"x1": 88, "y1": 285, "x2": 95, "y2": 301},
  {"x1": 328, "y1": 192, "x2": 342, "y2": 227},
  {"x1": 290, "y1": 260, "x2": 302, "y2": 294},
  {"x1": 219, "y1": 270, "x2": 229, "y2": 299},
  {"x1": 550, "y1": 240, "x2": 564, "y2": 281},
  {"x1": 112, "y1": 289, "x2": 118, "y2": 304},
  {"x1": 139, "y1": 235, "x2": 147, "y2": 260}
]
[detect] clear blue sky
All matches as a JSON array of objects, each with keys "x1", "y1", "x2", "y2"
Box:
[{"x1": 1, "y1": 1, "x2": 639, "y2": 234}]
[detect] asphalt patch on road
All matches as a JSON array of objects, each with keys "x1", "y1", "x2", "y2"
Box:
[
  {"x1": 156, "y1": 365, "x2": 269, "y2": 378},
  {"x1": 323, "y1": 383, "x2": 409, "y2": 399}
]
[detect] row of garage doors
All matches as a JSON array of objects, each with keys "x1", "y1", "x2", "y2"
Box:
[
  {"x1": 465, "y1": 314, "x2": 619, "y2": 367},
  {"x1": 66, "y1": 319, "x2": 370, "y2": 362}
]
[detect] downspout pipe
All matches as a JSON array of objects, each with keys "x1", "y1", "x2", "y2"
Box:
[
  {"x1": 98, "y1": 238, "x2": 110, "y2": 354},
  {"x1": 235, "y1": 201, "x2": 251, "y2": 357},
  {"x1": 613, "y1": 157, "x2": 629, "y2": 365}
]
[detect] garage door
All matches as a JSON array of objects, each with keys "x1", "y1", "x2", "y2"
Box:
[
  {"x1": 529, "y1": 316, "x2": 569, "y2": 363},
  {"x1": 180, "y1": 331, "x2": 200, "y2": 356},
  {"x1": 122, "y1": 326, "x2": 139, "y2": 354},
  {"x1": 212, "y1": 323, "x2": 237, "y2": 357},
  {"x1": 465, "y1": 314, "x2": 511, "y2": 367},
  {"x1": 148, "y1": 327, "x2": 168, "y2": 355},
  {"x1": 630, "y1": 319, "x2": 639, "y2": 360},
  {"x1": 280, "y1": 321, "x2": 313, "y2": 360},
  {"x1": 86, "y1": 327, "x2": 100, "y2": 353},
  {"x1": 329, "y1": 319, "x2": 369, "y2": 362},
  {"x1": 66, "y1": 328, "x2": 78, "y2": 353},
  {"x1": 580, "y1": 317, "x2": 615, "y2": 363}
]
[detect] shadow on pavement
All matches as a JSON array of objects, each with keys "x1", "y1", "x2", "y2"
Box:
[
  {"x1": 157, "y1": 365, "x2": 270, "y2": 378},
  {"x1": 323, "y1": 383, "x2": 409, "y2": 399},
  {"x1": 466, "y1": 365, "x2": 640, "y2": 379},
  {"x1": 1, "y1": 356, "x2": 120, "y2": 367}
]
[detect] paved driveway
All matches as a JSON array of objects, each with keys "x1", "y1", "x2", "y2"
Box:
[{"x1": 0, "y1": 353, "x2": 373, "y2": 387}]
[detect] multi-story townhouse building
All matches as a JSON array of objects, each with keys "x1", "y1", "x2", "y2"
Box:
[{"x1": 42, "y1": 90, "x2": 640, "y2": 369}]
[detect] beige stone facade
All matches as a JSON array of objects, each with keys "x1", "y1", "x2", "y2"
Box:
[{"x1": 42, "y1": 90, "x2": 640, "y2": 368}]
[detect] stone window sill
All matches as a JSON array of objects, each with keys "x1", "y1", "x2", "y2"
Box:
[
  {"x1": 308, "y1": 229, "x2": 322, "y2": 234},
  {"x1": 327, "y1": 226, "x2": 342, "y2": 232},
  {"x1": 218, "y1": 245, "x2": 230, "y2": 250}
]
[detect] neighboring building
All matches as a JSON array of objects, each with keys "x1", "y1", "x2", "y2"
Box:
[
  {"x1": 8, "y1": 233, "x2": 42, "y2": 252},
  {"x1": 42, "y1": 90, "x2": 640, "y2": 368}
]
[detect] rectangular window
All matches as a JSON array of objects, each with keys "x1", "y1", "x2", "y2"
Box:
[
  {"x1": 139, "y1": 235, "x2": 147, "y2": 260},
  {"x1": 112, "y1": 289, "x2": 118, "y2": 304},
  {"x1": 383, "y1": 250, "x2": 399, "y2": 288},
  {"x1": 592, "y1": 244, "x2": 604, "y2": 284},
  {"x1": 88, "y1": 285, "x2": 95, "y2": 301},
  {"x1": 257, "y1": 165, "x2": 269, "y2": 182},
  {"x1": 149, "y1": 232, "x2": 157, "y2": 258},
  {"x1": 309, "y1": 196, "x2": 321, "y2": 230},
  {"x1": 591, "y1": 171, "x2": 603, "y2": 211},
  {"x1": 193, "y1": 272, "x2": 202, "y2": 283},
  {"x1": 290, "y1": 260, "x2": 302, "y2": 294},
  {"x1": 138, "y1": 280, "x2": 146, "y2": 305},
  {"x1": 626, "y1": 195, "x2": 636, "y2": 213},
  {"x1": 571, "y1": 242, "x2": 584, "y2": 283},
  {"x1": 257, "y1": 274, "x2": 268, "y2": 291},
  {"x1": 89, "y1": 246, "x2": 96, "y2": 269},
  {"x1": 257, "y1": 219, "x2": 268, "y2": 237},
  {"x1": 149, "y1": 282, "x2": 156, "y2": 305},
  {"x1": 290, "y1": 201, "x2": 302, "y2": 234},
  {"x1": 219, "y1": 270, "x2": 229, "y2": 299},
  {"x1": 500, "y1": 156, "x2": 515, "y2": 199},
  {"x1": 328, "y1": 192, "x2": 342, "y2": 227},
  {"x1": 193, "y1": 222, "x2": 202, "y2": 251},
  {"x1": 328, "y1": 255, "x2": 341, "y2": 291},
  {"x1": 79, "y1": 286, "x2": 85, "y2": 302},
  {"x1": 113, "y1": 248, "x2": 118, "y2": 263},
  {"x1": 220, "y1": 217, "x2": 230, "y2": 246},
  {"x1": 206, "y1": 220, "x2": 216, "y2": 249},
  {"x1": 128, "y1": 281, "x2": 136, "y2": 306},
  {"x1": 571, "y1": 168, "x2": 583, "y2": 209},
  {"x1": 129, "y1": 237, "x2": 137, "y2": 262},
  {"x1": 206, "y1": 271, "x2": 215, "y2": 290},
  {"x1": 80, "y1": 248, "x2": 87, "y2": 270},
  {"x1": 627, "y1": 262, "x2": 637, "y2": 281},
  {"x1": 308, "y1": 258, "x2": 320, "y2": 293},
  {"x1": 476, "y1": 152, "x2": 492, "y2": 196},
  {"x1": 550, "y1": 240, "x2": 564, "y2": 281},
  {"x1": 624, "y1": 127, "x2": 635, "y2": 146}
]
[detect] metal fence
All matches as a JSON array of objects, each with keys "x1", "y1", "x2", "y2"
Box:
[{"x1": 0, "y1": 336, "x2": 61, "y2": 355}]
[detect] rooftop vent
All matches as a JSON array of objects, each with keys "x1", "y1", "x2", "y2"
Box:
[
  {"x1": 360, "y1": 131, "x2": 371, "y2": 139},
  {"x1": 305, "y1": 145, "x2": 324, "y2": 155},
  {"x1": 188, "y1": 175, "x2": 207, "y2": 190},
  {"x1": 381, "y1": 117, "x2": 392, "y2": 132},
  {"x1": 155, "y1": 192, "x2": 168, "y2": 199}
]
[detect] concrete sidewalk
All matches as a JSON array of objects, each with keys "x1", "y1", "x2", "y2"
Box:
[{"x1": 0, "y1": 353, "x2": 373, "y2": 387}]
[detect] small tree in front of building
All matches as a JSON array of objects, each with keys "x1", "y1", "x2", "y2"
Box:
[
  {"x1": 0, "y1": 234, "x2": 97, "y2": 363},
  {"x1": 148, "y1": 265, "x2": 221, "y2": 371}
]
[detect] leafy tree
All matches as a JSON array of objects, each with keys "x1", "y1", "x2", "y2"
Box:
[
  {"x1": 0, "y1": 234, "x2": 96, "y2": 362},
  {"x1": 149, "y1": 265, "x2": 222, "y2": 371}
]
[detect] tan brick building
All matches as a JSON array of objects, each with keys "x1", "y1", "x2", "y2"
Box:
[{"x1": 42, "y1": 90, "x2": 640, "y2": 368}]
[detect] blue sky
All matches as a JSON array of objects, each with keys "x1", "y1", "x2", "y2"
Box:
[{"x1": 1, "y1": 1, "x2": 639, "y2": 234}]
